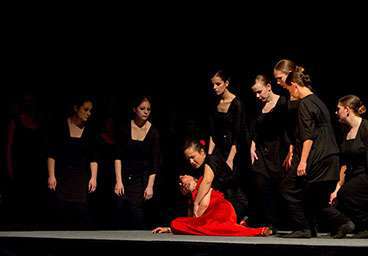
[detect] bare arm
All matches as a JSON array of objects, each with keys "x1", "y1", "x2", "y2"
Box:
[
  {"x1": 196, "y1": 188, "x2": 212, "y2": 217},
  {"x1": 282, "y1": 144, "x2": 294, "y2": 170},
  {"x1": 47, "y1": 157, "x2": 57, "y2": 191},
  {"x1": 226, "y1": 144, "x2": 237, "y2": 170},
  {"x1": 193, "y1": 165, "x2": 214, "y2": 216},
  {"x1": 88, "y1": 162, "x2": 98, "y2": 192},
  {"x1": 297, "y1": 139, "x2": 313, "y2": 176},
  {"x1": 114, "y1": 159, "x2": 124, "y2": 196},
  {"x1": 336, "y1": 165, "x2": 347, "y2": 188},
  {"x1": 250, "y1": 140, "x2": 258, "y2": 165},
  {"x1": 144, "y1": 173, "x2": 156, "y2": 200},
  {"x1": 208, "y1": 136, "x2": 215, "y2": 155},
  {"x1": 329, "y1": 165, "x2": 346, "y2": 205}
]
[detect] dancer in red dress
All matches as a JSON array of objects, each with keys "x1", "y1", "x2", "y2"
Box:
[{"x1": 153, "y1": 175, "x2": 272, "y2": 236}]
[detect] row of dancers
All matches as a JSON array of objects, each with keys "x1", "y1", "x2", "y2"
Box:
[{"x1": 2, "y1": 59, "x2": 367, "y2": 238}]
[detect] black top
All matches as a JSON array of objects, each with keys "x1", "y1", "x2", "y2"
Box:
[
  {"x1": 341, "y1": 119, "x2": 368, "y2": 182},
  {"x1": 210, "y1": 97, "x2": 243, "y2": 158},
  {"x1": 116, "y1": 122, "x2": 160, "y2": 182},
  {"x1": 296, "y1": 94, "x2": 339, "y2": 182},
  {"x1": 252, "y1": 95, "x2": 288, "y2": 146},
  {"x1": 250, "y1": 96, "x2": 289, "y2": 177},
  {"x1": 47, "y1": 119, "x2": 98, "y2": 203},
  {"x1": 197, "y1": 152, "x2": 234, "y2": 193}
]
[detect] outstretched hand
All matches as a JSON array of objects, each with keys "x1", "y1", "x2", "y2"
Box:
[{"x1": 152, "y1": 227, "x2": 171, "y2": 234}]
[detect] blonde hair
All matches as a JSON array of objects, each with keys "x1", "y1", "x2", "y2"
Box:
[
  {"x1": 274, "y1": 59, "x2": 296, "y2": 74},
  {"x1": 254, "y1": 74, "x2": 270, "y2": 85}
]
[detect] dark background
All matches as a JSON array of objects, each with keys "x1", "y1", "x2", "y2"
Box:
[{"x1": 3, "y1": 10, "x2": 367, "y2": 107}]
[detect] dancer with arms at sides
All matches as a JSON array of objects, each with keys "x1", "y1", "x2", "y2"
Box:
[
  {"x1": 207, "y1": 69, "x2": 248, "y2": 220},
  {"x1": 273, "y1": 59, "x2": 299, "y2": 171},
  {"x1": 47, "y1": 96, "x2": 98, "y2": 229},
  {"x1": 114, "y1": 96, "x2": 160, "y2": 229},
  {"x1": 280, "y1": 69, "x2": 340, "y2": 238},
  {"x1": 248, "y1": 74, "x2": 289, "y2": 231},
  {"x1": 208, "y1": 69, "x2": 243, "y2": 172}
]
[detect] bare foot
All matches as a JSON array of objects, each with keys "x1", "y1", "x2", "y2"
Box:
[{"x1": 260, "y1": 227, "x2": 273, "y2": 237}]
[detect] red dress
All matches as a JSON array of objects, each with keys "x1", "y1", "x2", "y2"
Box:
[{"x1": 170, "y1": 177, "x2": 267, "y2": 236}]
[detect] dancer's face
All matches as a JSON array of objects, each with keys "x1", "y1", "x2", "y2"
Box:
[
  {"x1": 184, "y1": 147, "x2": 206, "y2": 169},
  {"x1": 211, "y1": 75, "x2": 229, "y2": 96},
  {"x1": 179, "y1": 175, "x2": 195, "y2": 194},
  {"x1": 251, "y1": 82, "x2": 272, "y2": 102},
  {"x1": 273, "y1": 70, "x2": 288, "y2": 89},
  {"x1": 74, "y1": 101, "x2": 93, "y2": 122},
  {"x1": 336, "y1": 104, "x2": 349, "y2": 123},
  {"x1": 133, "y1": 100, "x2": 151, "y2": 122},
  {"x1": 287, "y1": 82, "x2": 300, "y2": 99}
]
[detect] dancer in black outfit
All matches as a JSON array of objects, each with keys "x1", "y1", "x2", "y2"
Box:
[
  {"x1": 325, "y1": 95, "x2": 368, "y2": 238},
  {"x1": 208, "y1": 69, "x2": 243, "y2": 172},
  {"x1": 248, "y1": 74, "x2": 289, "y2": 230},
  {"x1": 280, "y1": 68, "x2": 340, "y2": 238},
  {"x1": 273, "y1": 59, "x2": 299, "y2": 170},
  {"x1": 207, "y1": 70, "x2": 248, "y2": 220},
  {"x1": 114, "y1": 96, "x2": 160, "y2": 229},
  {"x1": 47, "y1": 96, "x2": 98, "y2": 229}
]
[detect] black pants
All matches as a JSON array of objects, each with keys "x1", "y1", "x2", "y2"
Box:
[
  {"x1": 248, "y1": 171, "x2": 283, "y2": 228},
  {"x1": 280, "y1": 164, "x2": 336, "y2": 231},
  {"x1": 322, "y1": 206, "x2": 351, "y2": 234},
  {"x1": 279, "y1": 164, "x2": 309, "y2": 230},
  {"x1": 48, "y1": 195, "x2": 90, "y2": 230},
  {"x1": 114, "y1": 178, "x2": 146, "y2": 230},
  {"x1": 304, "y1": 181, "x2": 336, "y2": 232},
  {"x1": 337, "y1": 173, "x2": 368, "y2": 231}
]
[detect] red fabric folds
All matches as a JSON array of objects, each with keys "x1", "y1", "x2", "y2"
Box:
[{"x1": 170, "y1": 177, "x2": 266, "y2": 236}]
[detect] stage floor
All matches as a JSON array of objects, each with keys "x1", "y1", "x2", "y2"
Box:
[
  {"x1": 0, "y1": 230, "x2": 366, "y2": 246},
  {"x1": 0, "y1": 230, "x2": 367, "y2": 255}
]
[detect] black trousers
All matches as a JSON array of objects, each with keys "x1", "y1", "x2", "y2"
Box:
[
  {"x1": 248, "y1": 171, "x2": 283, "y2": 228},
  {"x1": 280, "y1": 159, "x2": 336, "y2": 231},
  {"x1": 114, "y1": 177, "x2": 146, "y2": 230},
  {"x1": 48, "y1": 194, "x2": 90, "y2": 230},
  {"x1": 337, "y1": 173, "x2": 368, "y2": 231}
]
